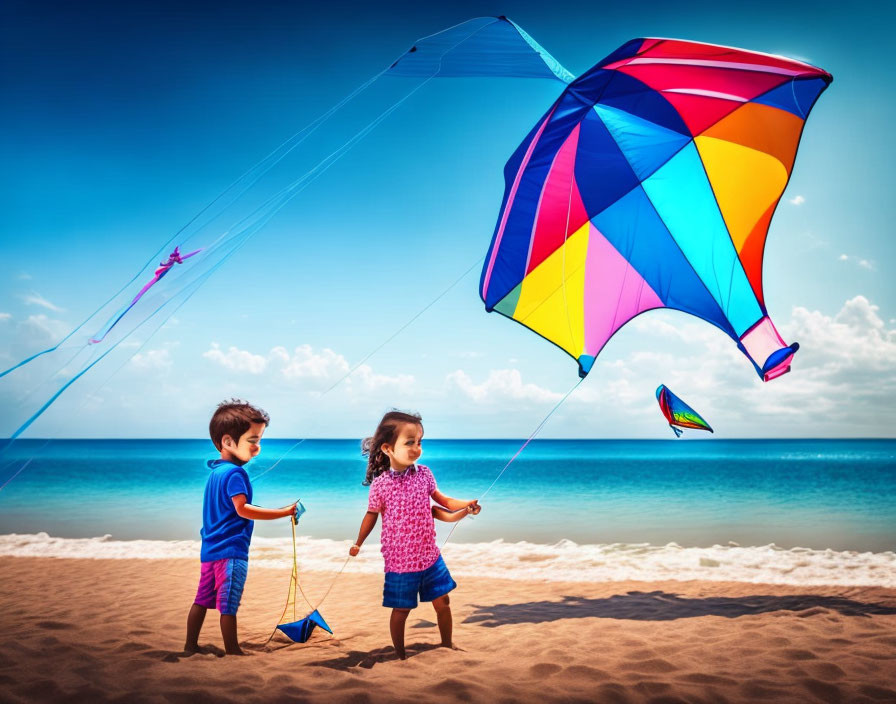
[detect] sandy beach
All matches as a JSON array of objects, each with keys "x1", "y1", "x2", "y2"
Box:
[{"x1": 2, "y1": 557, "x2": 895, "y2": 703}]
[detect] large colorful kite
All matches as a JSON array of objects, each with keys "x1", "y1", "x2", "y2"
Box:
[{"x1": 480, "y1": 38, "x2": 832, "y2": 380}]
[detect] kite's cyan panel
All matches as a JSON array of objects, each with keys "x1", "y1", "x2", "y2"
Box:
[{"x1": 480, "y1": 38, "x2": 831, "y2": 379}]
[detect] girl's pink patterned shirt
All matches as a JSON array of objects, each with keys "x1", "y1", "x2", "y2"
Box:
[{"x1": 367, "y1": 464, "x2": 440, "y2": 573}]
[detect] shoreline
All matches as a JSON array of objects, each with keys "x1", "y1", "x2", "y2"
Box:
[
  {"x1": 3, "y1": 532, "x2": 895, "y2": 588},
  {"x1": 2, "y1": 556, "x2": 895, "y2": 702}
]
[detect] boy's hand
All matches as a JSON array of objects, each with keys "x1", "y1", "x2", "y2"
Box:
[
  {"x1": 349, "y1": 544, "x2": 361, "y2": 557},
  {"x1": 467, "y1": 500, "x2": 481, "y2": 515},
  {"x1": 284, "y1": 501, "x2": 298, "y2": 519}
]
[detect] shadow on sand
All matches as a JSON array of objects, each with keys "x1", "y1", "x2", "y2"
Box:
[
  {"x1": 463, "y1": 591, "x2": 896, "y2": 627},
  {"x1": 307, "y1": 642, "x2": 442, "y2": 670}
]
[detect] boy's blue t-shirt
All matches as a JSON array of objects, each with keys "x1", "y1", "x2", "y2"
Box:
[{"x1": 200, "y1": 459, "x2": 254, "y2": 562}]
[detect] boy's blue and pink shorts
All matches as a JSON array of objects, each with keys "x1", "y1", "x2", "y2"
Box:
[
  {"x1": 383, "y1": 555, "x2": 456, "y2": 609},
  {"x1": 194, "y1": 558, "x2": 248, "y2": 615}
]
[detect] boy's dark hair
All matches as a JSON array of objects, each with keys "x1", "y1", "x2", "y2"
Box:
[
  {"x1": 361, "y1": 410, "x2": 422, "y2": 485},
  {"x1": 209, "y1": 399, "x2": 270, "y2": 450}
]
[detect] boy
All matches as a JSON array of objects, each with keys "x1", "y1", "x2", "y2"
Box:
[{"x1": 184, "y1": 399, "x2": 295, "y2": 655}]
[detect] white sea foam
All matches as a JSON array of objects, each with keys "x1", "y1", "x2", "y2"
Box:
[{"x1": 3, "y1": 532, "x2": 895, "y2": 587}]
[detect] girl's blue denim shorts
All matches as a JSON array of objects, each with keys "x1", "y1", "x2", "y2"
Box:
[{"x1": 383, "y1": 555, "x2": 456, "y2": 609}]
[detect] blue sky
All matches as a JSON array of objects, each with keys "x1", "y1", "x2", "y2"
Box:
[{"x1": 1, "y1": 0, "x2": 893, "y2": 439}]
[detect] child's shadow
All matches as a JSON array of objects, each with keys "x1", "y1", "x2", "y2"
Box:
[{"x1": 308, "y1": 642, "x2": 441, "y2": 670}]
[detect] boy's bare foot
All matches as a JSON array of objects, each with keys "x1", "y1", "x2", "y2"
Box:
[
  {"x1": 183, "y1": 642, "x2": 200, "y2": 654},
  {"x1": 440, "y1": 641, "x2": 464, "y2": 651}
]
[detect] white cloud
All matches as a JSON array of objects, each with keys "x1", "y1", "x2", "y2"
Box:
[
  {"x1": 131, "y1": 349, "x2": 173, "y2": 371},
  {"x1": 275, "y1": 344, "x2": 349, "y2": 381},
  {"x1": 202, "y1": 343, "x2": 414, "y2": 394},
  {"x1": 275, "y1": 345, "x2": 414, "y2": 393},
  {"x1": 203, "y1": 343, "x2": 268, "y2": 374},
  {"x1": 446, "y1": 368, "x2": 562, "y2": 404},
  {"x1": 839, "y1": 253, "x2": 875, "y2": 270},
  {"x1": 0, "y1": 313, "x2": 10, "y2": 322},
  {"x1": 17, "y1": 273, "x2": 32, "y2": 280},
  {"x1": 21, "y1": 314, "x2": 69, "y2": 342},
  {"x1": 788, "y1": 195, "x2": 805, "y2": 205},
  {"x1": 348, "y1": 364, "x2": 415, "y2": 394},
  {"x1": 21, "y1": 292, "x2": 64, "y2": 312}
]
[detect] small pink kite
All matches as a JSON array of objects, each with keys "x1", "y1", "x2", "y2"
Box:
[{"x1": 89, "y1": 246, "x2": 201, "y2": 344}]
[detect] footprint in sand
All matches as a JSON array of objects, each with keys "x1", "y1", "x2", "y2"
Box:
[
  {"x1": 562, "y1": 665, "x2": 612, "y2": 680},
  {"x1": 679, "y1": 672, "x2": 738, "y2": 686},
  {"x1": 860, "y1": 684, "x2": 896, "y2": 700},
  {"x1": 529, "y1": 663, "x2": 562, "y2": 678},
  {"x1": 36, "y1": 621, "x2": 74, "y2": 630},
  {"x1": 780, "y1": 648, "x2": 818, "y2": 661},
  {"x1": 801, "y1": 678, "x2": 843, "y2": 702},
  {"x1": 621, "y1": 657, "x2": 678, "y2": 674}
]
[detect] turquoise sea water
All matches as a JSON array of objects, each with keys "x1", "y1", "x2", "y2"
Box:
[{"x1": 1, "y1": 439, "x2": 894, "y2": 552}]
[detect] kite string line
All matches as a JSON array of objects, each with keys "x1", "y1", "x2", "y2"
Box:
[
  {"x1": 174, "y1": 18, "x2": 495, "y2": 270},
  {"x1": 205, "y1": 17, "x2": 496, "y2": 264},
  {"x1": 0, "y1": 70, "x2": 390, "y2": 383},
  {"x1": 3, "y1": 20, "x2": 486, "y2": 479},
  {"x1": 4, "y1": 12, "x2": 495, "y2": 399},
  {"x1": 260, "y1": 23, "x2": 502, "y2": 633},
  {"x1": 251, "y1": 20, "x2": 502, "y2": 484},
  {"x1": 13, "y1": 341, "x2": 99, "y2": 409},
  {"x1": 440, "y1": 376, "x2": 584, "y2": 548},
  {"x1": 265, "y1": 518, "x2": 302, "y2": 645},
  {"x1": 251, "y1": 256, "x2": 484, "y2": 484},
  {"x1": 209, "y1": 74, "x2": 436, "y2": 252},
  {"x1": 0, "y1": 218, "x2": 260, "y2": 474}
]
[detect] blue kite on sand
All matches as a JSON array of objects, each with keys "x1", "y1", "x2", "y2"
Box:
[
  {"x1": 267, "y1": 502, "x2": 336, "y2": 645},
  {"x1": 277, "y1": 609, "x2": 333, "y2": 643}
]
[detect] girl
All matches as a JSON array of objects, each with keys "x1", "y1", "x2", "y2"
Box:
[{"x1": 349, "y1": 410, "x2": 480, "y2": 659}]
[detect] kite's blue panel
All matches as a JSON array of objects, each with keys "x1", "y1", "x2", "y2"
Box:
[
  {"x1": 754, "y1": 76, "x2": 829, "y2": 118},
  {"x1": 387, "y1": 16, "x2": 574, "y2": 83},
  {"x1": 594, "y1": 104, "x2": 691, "y2": 182}
]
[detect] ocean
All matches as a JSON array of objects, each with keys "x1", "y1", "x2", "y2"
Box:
[{"x1": 1, "y1": 439, "x2": 894, "y2": 586}]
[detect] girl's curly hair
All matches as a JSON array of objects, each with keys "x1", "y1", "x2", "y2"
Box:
[{"x1": 361, "y1": 410, "x2": 422, "y2": 485}]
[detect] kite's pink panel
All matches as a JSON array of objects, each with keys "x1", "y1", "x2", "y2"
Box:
[
  {"x1": 584, "y1": 223, "x2": 663, "y2": 356},
  {"x1": 740, "y1": 316, "x2": 793, "y2": 380}
]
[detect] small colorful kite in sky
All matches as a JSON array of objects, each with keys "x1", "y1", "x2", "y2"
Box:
[
  {"x1": 480, "y1": 37, "x2": 832, "y2": 380},
  {"x1": 656, "y1": 384, "x2": 713, "y2": 437}
]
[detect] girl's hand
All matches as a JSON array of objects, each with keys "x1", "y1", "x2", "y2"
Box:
[
  {"x1": 349, "y1": 544, "x2": 361, "y2": 557},
  {"x1": 284, "y1": 501, "x2": 298, "y2": 518},
  {"x1": 468, "y1": 500, "x2": 481, "y2": 515}
]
